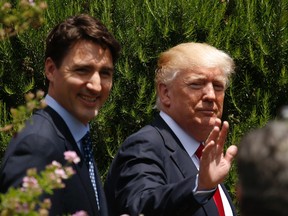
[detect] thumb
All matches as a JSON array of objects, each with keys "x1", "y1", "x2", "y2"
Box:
[{"x1": 225, "y1": 145, "x2": 238, "y2": 163}]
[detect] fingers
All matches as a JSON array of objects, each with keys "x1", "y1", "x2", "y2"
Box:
[
  {"x1": 218, "y1": 121, "x2": 229, "y2": 147},
  {"x1": 205, "y1": 119, "x2": 228, "y2": 146},
  {"x1": 224, "y1": 145, "x2": 238, "y2": 163},
  {"x1": 198, "y1": 120, "x2": 236, "y2": 190},
  {"x1": 202, "y1": 140, "x2": 215, "y2": 156},
  {"x1": 203, "y1": 120, "x2": 229, "y2": 159},
  {"x1": 214, "y1": 118, "x2": 222, "y2": 128},
  {"x1": 206, "y1": 126, "x2": 220, "y2": 145}
]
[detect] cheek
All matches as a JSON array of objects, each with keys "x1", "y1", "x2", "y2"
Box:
[
  {"x1": 217, "y1": 97, "x2": 224, "y2": 115},
  {"x1": 216, "y1": 93, "x2": 225, "y2": 103},
  {"x1": 187, "y1": 94, "x2": 201, "y2": 106},
  {"x1": 62, "y1": 75, "x2": 80, "y2": 86},
  {"x1": 102, "y1": 81, "x2": 113, "y2": 94}
]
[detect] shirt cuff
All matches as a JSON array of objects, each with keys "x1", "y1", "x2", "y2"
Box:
[{"x1": 193, "y1": 174, "x2": 216, "y2": 204}]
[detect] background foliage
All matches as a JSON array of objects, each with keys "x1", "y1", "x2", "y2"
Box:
[{"x1": 1, "y1": 0, "x2": 288, "y2": 211}]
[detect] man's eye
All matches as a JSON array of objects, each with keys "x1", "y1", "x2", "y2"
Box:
[
  {"x1": 213, "y1": 84, "x2": 225, "y2": 91},
  {"x1": 189, "y1": 83, "x2": 203, "y2": 89},
  {"x1": 100, "y1": 70, "x2": 113, "y2": 77},
  {"x1": 75, "y1": 68, "x2": 89, "y2": 73}
]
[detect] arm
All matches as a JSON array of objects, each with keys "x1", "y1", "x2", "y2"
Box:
[{"x1": 106, "y1": 128, "x2": 203, "y2": 216}]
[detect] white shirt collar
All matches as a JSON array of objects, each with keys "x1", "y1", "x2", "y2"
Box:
[
  {"x1": 159, "y1": 111, "x2": 200, "y2": 158},
  {"x1": 45, "y1": 94, "x2": 89, "y2": 143}
]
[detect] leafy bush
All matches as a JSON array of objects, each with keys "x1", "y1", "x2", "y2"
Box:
[{"x1": 1, "y1": 0, "x2": 288, "y2": 211}]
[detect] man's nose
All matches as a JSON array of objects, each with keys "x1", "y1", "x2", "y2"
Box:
[
  {"x1": 203, "y1": 83, "x2": 216, "y2": 100},
  {"x1": 86, "y1": 72, "x2": 102, "y2": 92}
]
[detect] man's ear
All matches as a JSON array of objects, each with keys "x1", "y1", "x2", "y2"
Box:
[
  {"x1": 157, "y1": 83, "x2": 171, "y2": 107},
  {"x1": 45, "y1": 57, "x2": 57, "y2": 82}
]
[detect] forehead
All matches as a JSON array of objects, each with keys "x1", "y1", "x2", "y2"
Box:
[
  {"x1": 77, "y1": 41, "x2": 107, "y2": 56},
  {"x1": 64, "y1": 40, "x2": 113, "y2": 65},
  {"x1": 180, "y1": 67, "x2": 226, "y2": 82}
]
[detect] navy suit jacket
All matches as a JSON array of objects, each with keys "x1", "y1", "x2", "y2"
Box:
[
  {"x1": 0, "y1": 106, "x2": 108, "y2": 216},
  {"x1": 105, "y1": 114, "x2": 237, "y2": 216}
]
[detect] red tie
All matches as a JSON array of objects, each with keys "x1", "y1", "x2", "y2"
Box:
[{"x1": 196, "y1": 143, "x2": 225, "y2": 216}]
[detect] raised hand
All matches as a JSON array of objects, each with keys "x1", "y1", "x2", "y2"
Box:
[{"x1": 197, "y1": 119, "x2": 238, "y2": 191}]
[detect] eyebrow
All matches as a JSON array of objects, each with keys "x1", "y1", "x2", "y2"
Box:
[
  {"x1": 184, "y1": 74, "x2": 225, "y2": 82},
  {"x1": 101, "y1": 66, "x2": 114, "y2": 71},
  {"x1": 71, "y1": 64, "x2": 114, "y2": 72}
]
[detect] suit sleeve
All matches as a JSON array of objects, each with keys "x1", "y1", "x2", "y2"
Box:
[{"x1": 105, "y1": 128, "x2": 202, "y2": 216}]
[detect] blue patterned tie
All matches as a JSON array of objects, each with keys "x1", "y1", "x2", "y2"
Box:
[{"x1": 81, "y1": 132, "x2": 100, "y2": 210}]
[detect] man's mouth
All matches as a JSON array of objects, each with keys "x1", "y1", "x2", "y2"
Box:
[
  {"x1": 199, "y1": 109, "x2": 217, "y2": 115},
  {"x1": 80, "y1": 95, "x2": 97, "y2": 103}
]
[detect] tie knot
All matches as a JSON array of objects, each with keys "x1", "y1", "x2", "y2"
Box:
[
  {"x1": 195, "y1": 143, "x2": 204, "y2": 159},
  {"x1": 81, "y1": 132, "x2": 93, "y2": 162},
  {"x1": 82, "y1": 132, "x2": 92, "y2": 147}
]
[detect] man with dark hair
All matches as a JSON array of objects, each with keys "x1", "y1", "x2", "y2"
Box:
[{"x1": 0, "y1": 14, "x2": 120, "y2": 216}]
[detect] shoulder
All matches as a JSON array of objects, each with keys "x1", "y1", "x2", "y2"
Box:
[
  {"x1": 4, "y1": 109, "x2": 65, "y2": 162},
  {"x1": 111, "y1": 125, "x2": 170, "y2": 168},
  {"x1": 121, "y1": 124, "x2": 165, "y2": 150},
  {"x1": 22, "y1": 107, "x2": 66, "y2": 137},
  {"x1": 127, "y1": 124, "x2": 163, "y2": 141}
]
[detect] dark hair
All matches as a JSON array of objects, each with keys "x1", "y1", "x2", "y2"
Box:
[{"x1": 45, "y1": 14, "x2": 121, "y2": 67}]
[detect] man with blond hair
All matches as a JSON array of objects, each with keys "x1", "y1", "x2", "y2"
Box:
[{"x1": 105, "y1": 42, "x2": 237, "y2": 216}]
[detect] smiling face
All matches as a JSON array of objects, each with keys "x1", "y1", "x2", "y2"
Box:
[
  {"x1": 159, "y1": 67, "x2": 226, "y2": 141},
  {"x1": 45, "y1": 40, "x2": 114, "y2": 125}
]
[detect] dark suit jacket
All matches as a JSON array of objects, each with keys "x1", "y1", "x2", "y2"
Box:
[
  {"x1": 0, "y1": 106, "x2": 108, "y2": 216},
  {"x1": 105, "y1": 114, "x2": 237, "y2": 216}
]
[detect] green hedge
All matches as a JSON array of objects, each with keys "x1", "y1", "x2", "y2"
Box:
[{"x1": 1, "y1": 0, "x2": 288, "y2": 210}]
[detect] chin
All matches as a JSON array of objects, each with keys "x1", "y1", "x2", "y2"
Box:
[
  {"x1": 198, "y1": 117, "x2": 217, "y2": 125},
  {"x1": 209, "y1": 118, "x2": 218, "y2": 125}
]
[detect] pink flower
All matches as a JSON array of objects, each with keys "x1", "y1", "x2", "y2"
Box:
[
  {"x1": 51, "y1": 160, "x2": 62, "y2": 168},
  {"x1": 22, "y1": 176, "x2": 39, "y2": 189},
  {"x1": 64, "y1": 166, "x2": 75, "y2": 176},
  {"x1": 15, "y1": 203, "x2": 29, "y2": 213},
  {"x1": 55, "y1": 168, "x2": 68, "y2": 179},
  {"x1": 64, "y1": 151, "x2": 80, "y2": 164},
  {"x1": 72, "y1": 210, "x2": 88, "y2": 216},
  {"x1": 36, "y1": 90, "x2": 45, "y2": 99},
  {"x1": 28, "y1": 0, "x2": 35, "y2": 6}
]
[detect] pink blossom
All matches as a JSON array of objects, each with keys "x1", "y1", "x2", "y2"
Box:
[
  {"x1": 64, "y1": 151, "x2": 80, "y2": 164},
  {"x1": 55, "y1": 168, "x2": 68, "y2": 179},
  {"x1": 36, "y1": 90, "x2": 45, "y2": 99},
  {"x1": 51, "y1": 160, "x2": 62, "y2": 168},
  {"x1": 22, "y1": 176, "x2": 39, "y2": 189},
  {"x1": 24, "y1": 92, "x2": 34, "y2": 101},
  {"x1": 28, "y1": 0, "x2": 35, "y2": 6},
  {"x1": 72, "y1": 211, "x2": 88, "y2": 216},
  {"x1": 65, "y1": 166, "x2": 75, "y2": 176},
  {"x1": 15, "y1": 203, "x2": 29, "y2": 213}
]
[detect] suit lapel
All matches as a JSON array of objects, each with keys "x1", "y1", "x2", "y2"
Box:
[
  {"x1": 151, "y1": 114, "x2": 236, "y2": 216},
  {"x1": 44, "y1": 106, "x2": 82, "y2": 157},
  {"x1": 151, "y1": 115, "x2": 198, "y2": 178},
  {"x1": 44, "y1": 106, "x2": 100, "y2": 215}
]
